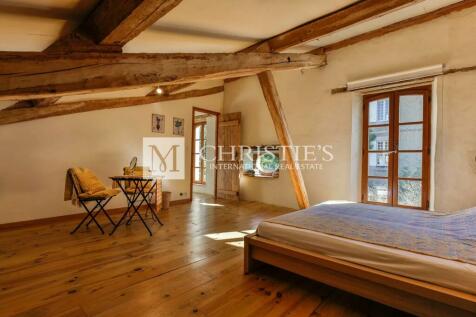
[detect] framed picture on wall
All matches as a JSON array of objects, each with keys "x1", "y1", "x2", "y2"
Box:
[
  {"x1": 152, "y1": 114, "x2": 165, "y2": 133},
  {"x1": 173, "y1": 117, "x2": 184, "y2": 136}
]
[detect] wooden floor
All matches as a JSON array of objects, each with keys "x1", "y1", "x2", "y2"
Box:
[{"x1": 0, "y1": 194, "x2": 411, "y2": 317}]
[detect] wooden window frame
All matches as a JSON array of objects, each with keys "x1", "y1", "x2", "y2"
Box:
[
  {"x1": 193, "y1": 121, "x2": 207, "y2": 185},
  {"x1": 362, "y1": 86, "x2": 431, "y2": 210}
]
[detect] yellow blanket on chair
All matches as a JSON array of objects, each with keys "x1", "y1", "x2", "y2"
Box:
[{"x1": 64, "y1": 168, "x2": 110, "y2": 206}]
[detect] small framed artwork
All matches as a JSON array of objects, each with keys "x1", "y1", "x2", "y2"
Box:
[
  {"x1": 173, "y1": 117, "x2": 184, "y2": 136},
  {"x1": 152, "y1": 114, "x2": 165, "y2": 133}
]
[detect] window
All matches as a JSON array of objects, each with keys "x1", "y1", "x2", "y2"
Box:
[
  {"x1": 193, "y1": 122, "x2": 207, "y2": 184},
  {"x1": 362, "y1": 87, "x2": 431, "y2": 209}
]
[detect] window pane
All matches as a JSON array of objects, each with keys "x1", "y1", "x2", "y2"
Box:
[
  {"x1": 398, "y1": 153, "x2": 422, "y2": 178},
  {"x1": 194, "y1": 154, "x2": 201, "y2": 168},
  {"x1": 368, "y1": 153, "x2": 388, "y2": 177},
  {"x1": 194, "y1": 168, "x2": 201, "y2": 182},
  {"x1": 399, "y1": 95, "x2": 423, "y2": 123},
  {"x1": 369, "y1": 98, "x2": 390, "y2": 125},
  {"x1": 202, "y1": 168, "x2": 207, "y2": 183},
  {"x1": 398, "y1": 180, "x2": 422, "y2": 207},
  {"x1": 194, "y1": 125, "x2": 201, "y2": 138},
  {"x1": 368, "y1": 126, "x2": 389, "y2": 151},
  {"x1": 203, "y1": 124, "x2": 208, "y2": 138},
  {"x1": 399, "y1": 124, "x2": 422, "y2": 151},
  {"x1": 368, "y1": 178, "x2": 388, "y2": 203},
  {"x1": 195, "y1": 140, "x2": 201, "y2": 153}
]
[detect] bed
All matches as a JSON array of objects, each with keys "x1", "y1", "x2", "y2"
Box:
[{"x1": 244, "y1": 202, "x2": 476, "y2": 317}]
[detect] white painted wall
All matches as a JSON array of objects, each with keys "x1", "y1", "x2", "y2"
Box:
[
  {"x1": 224, "y1": 7, "x2": 476, "y2": 211},
  {"x1": 0, "y1": 86, "x2": 223, "y2": 224},
  {"x1": 193, "y1": 115, "x2": 217, "y2": 196}
]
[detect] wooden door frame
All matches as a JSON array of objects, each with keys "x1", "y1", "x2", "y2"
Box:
[
  {"x1": 193, "y1": 121, "x2": 207, "y2": 185},
  {"x1": 362, "y1": 86, "x2": 431, "y2": 210},
  {"x1": 190, "y1": 107, "x2": 220, "y2": 201}
]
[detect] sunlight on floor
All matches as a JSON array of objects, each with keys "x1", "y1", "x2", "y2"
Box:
[
  {"x1": 204, "y1": 231, "x2": 247, "y2": 240},
  {"x1": 203, "y1": 229, "x2": 255, "y2": 248},
  {"x1": 200, "y1": 202, "x2": 225, "y2": 207}
]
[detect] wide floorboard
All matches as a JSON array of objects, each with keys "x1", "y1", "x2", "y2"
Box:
[{"x1": 0, "y1": 195, "x2": 411, "y2": 316}]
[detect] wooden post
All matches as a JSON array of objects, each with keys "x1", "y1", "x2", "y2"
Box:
[{"x1": 258, "y1": 71, "x2": 310, "y2": 209}]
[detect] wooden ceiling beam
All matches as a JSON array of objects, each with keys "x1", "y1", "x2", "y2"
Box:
[
  {"x1": 243, "y1": 0, "x2": 418, "y2": 53},
  {"x1": 4, "y1": 97, "x2": 61, "y2": 110},
  {"x1": 79, "y1": 0, "x2": 183, "y2": 46},
  {"x1": 0, "y1": 86, "x2": 224, "y2": 125},
  {"x1": 47, "y1": 0, "x2": 183, "y2": 52},
  {"x1": 0, "y1": 52, "x2": 325, "y2": 101},
  {"x1": 258, "y1": 71, "x2": 310, "y2": 209},
  {"x1": 19, "y1": 0, "x2": 182, "y2": 108},
  {"x1": 312, "y1": 0, "x2": 476, "y2": 53},
  {"x1": 223, "y1": 0, "x2": 414, "y2": 84}
]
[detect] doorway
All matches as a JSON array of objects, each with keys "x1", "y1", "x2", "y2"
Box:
[
  {"x1": 362, "y1": 86, "x2": 431, "y2": 209},
  {"x1": 190, "y1": 107, "x2": 219, "y2": 201}
]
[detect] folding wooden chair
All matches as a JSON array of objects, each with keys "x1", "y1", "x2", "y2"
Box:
[{"x1": 68, "y1": 169, "x2": 119, "y2": 234}]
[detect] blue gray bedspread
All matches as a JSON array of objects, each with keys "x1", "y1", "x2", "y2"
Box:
[{"x1": 265, "y1": 202, "x2": 476, "y2": 265}]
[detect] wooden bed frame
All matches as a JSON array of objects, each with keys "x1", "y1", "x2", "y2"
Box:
[{"x1": 244, "y1": 234, "x2": 476, "y2": 317}]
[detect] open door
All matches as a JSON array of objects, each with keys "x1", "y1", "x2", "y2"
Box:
[{"x1": 216, "y1": 113, "x2": 241, "y2": 200}]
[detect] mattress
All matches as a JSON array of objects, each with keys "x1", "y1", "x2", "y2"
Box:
[
  {"x1": 257, "y1": 207, "x2": 476, "y2": 295},
  {"x1": 263, "y1": 202, "x2": 476, "y2": 265}
]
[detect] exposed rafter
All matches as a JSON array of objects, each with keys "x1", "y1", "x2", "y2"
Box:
[
  {"x1": 4, "y1": 98, "x2": 61, "y2": 110},
  {"x1": 0, "y1": 86, "x2": 224, "y2": 125},
  {"x1": 0, "y1": 52, "x2": 325, "y2": 101},
  {"x1": 4, "y1": 0, "x2": 472, "y2": 124},
  {"x1": 227, "y1": 0, "x2": 476, "y2": 84},
  {"x1": 15, "y1": 0, "x2": 183, "y2": 110},
  {"x1": 79, "y1": 0, "x2": 183, "y2": 46},
  {"x1": 311, "y1": 0, "x2": 476, "y2": 53},
  {"x1": 242, "y1": 0, "x2": 418, "y2": 53},
  {"x1": 47, "y1": 0, "x2": 183, "y2": 52},
  {"x1": 154, "y1": 0, "x2": 410, "y2": 92}
]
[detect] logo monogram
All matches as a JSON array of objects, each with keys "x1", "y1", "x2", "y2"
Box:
[
  {"x1": 148, "y1": 144, "x2": 180, "y2": 172},
  {"x1": 143, "y1": 138, "x2": 185, "y2": 179}
]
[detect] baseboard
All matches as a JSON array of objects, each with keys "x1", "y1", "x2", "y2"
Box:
[
  {"x1": 0, "y1": 199, "x2": 195, "y2": 231},
  {"x1": 0, "y1": 207, "x2": 128, "y2": 231}
]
